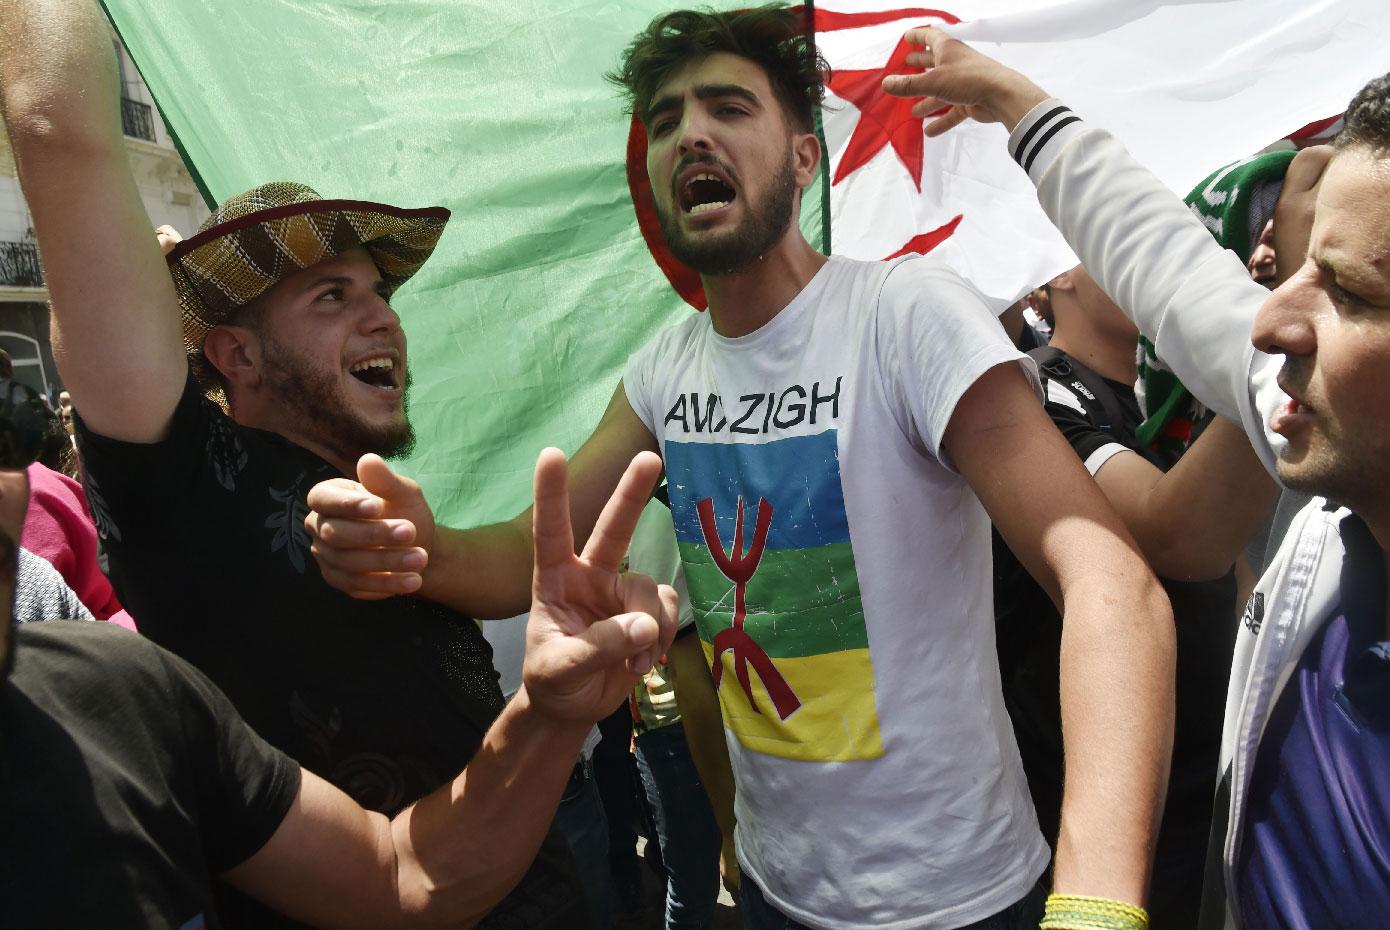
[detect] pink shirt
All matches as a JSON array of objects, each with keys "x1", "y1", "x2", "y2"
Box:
[{"x1": 23, "y1": 462, "x2": 135, "y2": 630}]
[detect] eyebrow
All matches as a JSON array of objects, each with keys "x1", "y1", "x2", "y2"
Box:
[
  {"x1": 303, "y1": 274, "x2": 390, "y2": 298},
  {"x1": 305, "y1": 275, "x2": 351, "y2": 292},
  {"x1": 1316, "y1": 252, "x2": 1390, "y2": 298},
  {"x1": 644, "y1": 83, "x2": 761, "y2": 125}
]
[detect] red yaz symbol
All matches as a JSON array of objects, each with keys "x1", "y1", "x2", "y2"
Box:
[{"x1": 697, "y1": 496, "x2": 802, "y2": 721}]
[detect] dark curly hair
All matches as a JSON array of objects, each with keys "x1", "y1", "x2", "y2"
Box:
[
  {"x1": 606, "y1": 5, "x2": 827, "y2": 134},
  {"x1": 1336, "y1": 72, "x2": 1390, "y2": 154}
]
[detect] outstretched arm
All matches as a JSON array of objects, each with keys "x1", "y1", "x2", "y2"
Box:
[
  {"x1": 306, "y1": 380, "x2": 659, "y2": 618},
  {"x1": 947, "y1": 363, "x2": 1174, "y2": 908},
  {"x1": 227, "y1": 449, "x2": 680, "y2": 928},
  {"x1": 0, "y1": 0, "x2": 188, "y2": 442}
]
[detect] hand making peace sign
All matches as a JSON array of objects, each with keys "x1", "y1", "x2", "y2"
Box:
[{"x1": 522, "y1": 447, "x2": 679, "y2": 724}]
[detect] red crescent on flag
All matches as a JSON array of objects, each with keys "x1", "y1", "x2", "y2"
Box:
[
  {"x1": 625, "y1": 116, "x2": 709, "y2": 310},
  {"x1": 884, "y1": 213, "x2": 962, "y2": 259}
]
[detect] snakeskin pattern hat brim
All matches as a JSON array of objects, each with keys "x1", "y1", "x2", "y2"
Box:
[{"x1": 166, "y1": 181, "x2": 449, "y2": 364}]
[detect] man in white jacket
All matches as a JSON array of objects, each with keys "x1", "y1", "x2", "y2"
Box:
[{"x1": 885, "y1": 30, "x2": 1390, "y2": 930}]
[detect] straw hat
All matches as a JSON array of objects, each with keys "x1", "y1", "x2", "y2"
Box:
[{"x1": 165, "y1": 181, "x2": 449, "y2": 399}]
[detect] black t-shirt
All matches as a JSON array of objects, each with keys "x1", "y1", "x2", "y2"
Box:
[
  {"x1": 1, "y1": 620, "x2": 299, "y2": 929},
  {"x1": 993, "y1": 352, "x2": 1237, "y2": 922},
  {"x1": 75, "y1": 374, "x2": 586, "y2": 929}
]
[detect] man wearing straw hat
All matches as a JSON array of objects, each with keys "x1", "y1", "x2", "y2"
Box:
[{"x1": 0, "y1": 0, "x2": 651, "y2": 926}]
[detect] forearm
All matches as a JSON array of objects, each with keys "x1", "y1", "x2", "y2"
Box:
[
  {"x1": 1054, "y1": 573, "x2": 1174, "y2": 905},
  {"x1": 390, "y1": 686, "x2": 589, "y2": 927},
  {"x1": 419, "y1": 520, "x2": 534, "y2": 619},
  {"x1": 669, "y1": 634, "x2": 737, "y2": 840},
  {"x1": 222, "y1": 688, "x2": 588, "y2": 930},
  {"x1": 1134, "y1": 418, "x2": 1279, "y2": 580}
]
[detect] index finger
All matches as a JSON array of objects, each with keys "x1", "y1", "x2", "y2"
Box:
[
  {"x1": 532, "y1": 447, "x2": 576, "y2": 576},
  {"x1": 580, "y1": 451, "x2": 663, "y2": 572}
]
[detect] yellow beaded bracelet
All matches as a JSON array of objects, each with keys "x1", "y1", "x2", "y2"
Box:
[{"x1": 1039, "y1": 893, "x2": 1149, "y2": 930}]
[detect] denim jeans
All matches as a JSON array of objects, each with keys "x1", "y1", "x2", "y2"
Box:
[
  {"x1": 741, "y1": 874, "x2": 1047, "y2": 930},
  {"x1": 635, "y1": 722, "x2": 723, "y2": 930},
  {"x1": 554, "y1": 762, "x2": 612, "y2": 930},
  {"x1": 593, "y1": 701, "x2": 644, "y2": 908}
]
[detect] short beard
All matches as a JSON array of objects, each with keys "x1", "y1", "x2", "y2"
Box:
[
  {"x1": 1276, "y1": 444, "x2": 1378, "y2": 514},
  {"x1": 259, "y1": 335, "x2": 415, "y2": 467},
  {"x1": 657, "y1": 148, "x2": 797, "y2": 277}
]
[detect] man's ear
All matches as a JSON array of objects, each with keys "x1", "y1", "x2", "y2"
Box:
[
  {"x1": 793, "y1": 129, "x2": 822, "y2": 191},
  {"x1": 202, "y1": 324, "x2": 261, "y2": 393}
]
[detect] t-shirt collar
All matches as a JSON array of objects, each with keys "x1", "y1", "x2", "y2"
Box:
[{"x1": 707, "y1": 255, "x2": 842, "y2": 350}]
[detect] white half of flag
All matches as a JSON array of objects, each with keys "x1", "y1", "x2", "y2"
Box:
[{"x1": 815, "y1": 0, "x2": 1389, "y2": 306}]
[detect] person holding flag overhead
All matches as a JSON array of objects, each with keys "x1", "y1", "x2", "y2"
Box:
[
  {"x1": 309, "y1": 7, "x2": 1176, "y2": 929},
  {"x1": 883, "y1": 23, "x2": 1390, "y2": 930}
]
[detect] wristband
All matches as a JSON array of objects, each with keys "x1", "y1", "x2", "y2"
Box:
[{"x1": 1040, "y1": 893, "x2": 1149, "y2": 930}]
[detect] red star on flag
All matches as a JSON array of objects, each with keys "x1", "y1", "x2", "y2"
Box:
[
  {"x1": 828, "y1": 37, "x2": 933, "y2": 190},
  {"x1": 825, "y1": 28, "x2": 952, "y2": 191}
]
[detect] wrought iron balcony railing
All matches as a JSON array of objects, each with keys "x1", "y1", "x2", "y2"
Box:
[
  {"x1": 0, "y1": 242, "x2": 43, "y2": 288},
  {"x1": 120, "y1": 96, "x2": 156, "y2": 142}
]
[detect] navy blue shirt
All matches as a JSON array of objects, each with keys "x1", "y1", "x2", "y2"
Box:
[{"x1": 1237, "y1": 515, "x2": 1390, "y2": 929}]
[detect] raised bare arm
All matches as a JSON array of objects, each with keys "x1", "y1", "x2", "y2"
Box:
[{"x1": 0, "y1": 0, "x2": 188, "y2": 442}]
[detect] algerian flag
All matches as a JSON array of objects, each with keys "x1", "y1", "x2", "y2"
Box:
[{"x1": 102, "y1": 0, "x2": 1385, "y2": 529}]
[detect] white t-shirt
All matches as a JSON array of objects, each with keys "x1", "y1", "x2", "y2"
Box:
[{"x1": 624, "y1": 254, "x2": 1049, "y2": 930}]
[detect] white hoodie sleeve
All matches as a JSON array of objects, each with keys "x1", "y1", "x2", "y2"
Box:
[{"x1": 1008, "y1": 100, "x2": 1286, "y2": 477}]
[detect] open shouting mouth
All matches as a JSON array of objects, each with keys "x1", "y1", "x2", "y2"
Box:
[
  {"x1": 678, "y1": 164, "x2": 738, "y2": 217},
  {"x1": 348, "y1": 354, "x2": 401, "y2": 391}
]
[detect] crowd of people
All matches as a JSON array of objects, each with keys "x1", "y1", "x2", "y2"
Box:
[{"x1": 1, "y1": 2, "x2": 1387, "y2": 929}]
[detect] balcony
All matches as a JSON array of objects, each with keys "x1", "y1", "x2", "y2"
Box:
[
  {"x1": 120, "y1": 96, "x2": 156, "y2": 142},
  {"x1": 0, "y1": 242, "x2": 43, "y2": 288}
]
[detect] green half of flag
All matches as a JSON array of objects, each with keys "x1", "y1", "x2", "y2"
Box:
[{"x1": 101, "y1": 0, "x2": 830, "y2": 529}]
